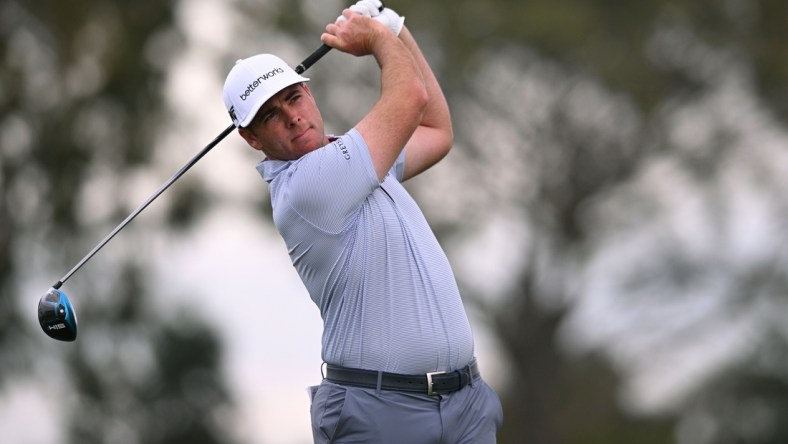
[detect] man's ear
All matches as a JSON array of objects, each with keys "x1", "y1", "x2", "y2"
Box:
[{"x1": 238, "y1": 127, "x2": 264, "y2": 151}]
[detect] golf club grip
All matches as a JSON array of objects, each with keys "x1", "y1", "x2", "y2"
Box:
[{"x1": 295, "y1": 44, "x2": 331, "y2": 74}]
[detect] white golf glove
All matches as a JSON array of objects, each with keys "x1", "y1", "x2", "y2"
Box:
[
  {"x1": 374, "y1": 7, "x2": 404, "y2": 36},
  {"x1": 337, "y1": 1, "x2": 405, "y2": 37},
  {"x1": 349, "y1": 0, "x2": 382, "y2": 17},
  {"x1": 337, "y1": 0, "x2": 380, "y2": 21}
]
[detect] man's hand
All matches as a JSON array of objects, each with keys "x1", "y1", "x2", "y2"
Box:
[{"x1": 322, "y1": 9, "x2": 393, "y2": 57}]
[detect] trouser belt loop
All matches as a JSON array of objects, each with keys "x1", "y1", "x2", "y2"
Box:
[
  {"x1": 376, "y1": 371, "x2": 383, "y2": 394},
  {"x1": 466, "y1": 361, "x2": 475, "y2": 387}
]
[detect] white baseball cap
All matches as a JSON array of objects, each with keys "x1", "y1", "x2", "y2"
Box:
[{"x1": 223, "y1": 54, "x2": 310, "y2": 128}]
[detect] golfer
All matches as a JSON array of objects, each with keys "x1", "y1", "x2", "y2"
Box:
[{"x1": 223, "y1": 2, "x2": 502, "y2": 442}]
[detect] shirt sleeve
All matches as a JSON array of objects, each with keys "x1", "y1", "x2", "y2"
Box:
[
  {"x1": 391, "y1": 148, "x2": 407, "y2": 182},
  {"x1": 282, "y1": 128, "x2": 380, "y2": 234}
]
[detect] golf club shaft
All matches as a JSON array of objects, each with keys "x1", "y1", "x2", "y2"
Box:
[
  {"x1": 53, "y1": 42, "x2": 335, "y2": 290},
  {"x1": 295, "y1": 44, "x2": 331, "y2": 74},
  {"x1": 53, "y1": 124, "x2": 234, "y2": 289}
]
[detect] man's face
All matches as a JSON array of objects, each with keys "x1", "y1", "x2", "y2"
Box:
[{"x1": 239, "y1": 83, "x2": 327, "y2": 160}]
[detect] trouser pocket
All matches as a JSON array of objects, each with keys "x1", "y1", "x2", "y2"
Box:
[{"x1": 310, "y1": 381, "x2": 348, "y2": 443}]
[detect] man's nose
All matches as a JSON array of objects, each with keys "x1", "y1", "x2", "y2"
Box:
[{"x1": 283, "y1": 106, "x2": 300, "y2": 126}]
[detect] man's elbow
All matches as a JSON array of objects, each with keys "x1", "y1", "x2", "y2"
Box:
[
  {"x1": 438, "y1": 124, "x2": 453, "y2": 157},
  {"x1": 428, "y1": 114, "x2": 453, "y2": 160},
  {"x1": 429, "y1": 97, "x2": 453, "y2": 158},
  {"x1": 410, "y1": 81, "x2": 429, "y2": 120}
]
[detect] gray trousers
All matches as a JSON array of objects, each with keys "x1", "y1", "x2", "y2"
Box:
[{"x1": 309, "y1": 375, "x2": 503, "y2": 443}]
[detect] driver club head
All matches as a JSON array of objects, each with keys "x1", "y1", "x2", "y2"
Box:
[{"x1": 38, "y1": 288, "x2": 78, "y2": 342}]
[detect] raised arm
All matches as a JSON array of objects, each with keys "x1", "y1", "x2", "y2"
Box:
[
  {"x1": 322, "y1": 10, "x2": 428, "y2": 181},
  {"x1": 397, "y1": 26, "x2": 454, "y2": 181}
]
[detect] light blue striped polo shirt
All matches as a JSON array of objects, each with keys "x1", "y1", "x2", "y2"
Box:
[{"x1": 257, "y1": 128, "x2": 474, "y2": 374}]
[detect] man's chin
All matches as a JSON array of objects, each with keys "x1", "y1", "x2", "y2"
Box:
[{"x1": 295, "y1": 132, "x2": 326, "y2": 154}]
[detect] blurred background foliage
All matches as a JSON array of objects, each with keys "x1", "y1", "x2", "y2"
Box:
[{"x1": 3, "y1": 0, "x2": 788, "y2": 443}]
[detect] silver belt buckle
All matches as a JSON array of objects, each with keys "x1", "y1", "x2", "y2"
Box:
[{"x1": 426, "y1": 371, "x2": 447, "y2": 396}]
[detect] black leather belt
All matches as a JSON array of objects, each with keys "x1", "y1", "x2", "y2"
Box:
[{"x1": 325, "y1": 360, "x2": 479, "y2": 396}]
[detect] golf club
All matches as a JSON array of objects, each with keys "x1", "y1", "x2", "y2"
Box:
[{"x1": 37, "y1": 35, "x2": 347, "y2": 341}]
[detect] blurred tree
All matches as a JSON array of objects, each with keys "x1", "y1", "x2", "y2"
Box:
[
  {"x1": 0, "y1": 0, "x2": 236, "y2": 443},
  {"x1": 482, "y1": 265, "x2": 675, "y2": 444}
]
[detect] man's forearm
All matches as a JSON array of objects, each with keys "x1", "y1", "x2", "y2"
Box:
[
  {"x1": 362, "y1": 28, "x2": 428, "y2": 179},
  {"x1": 398, "y1": 27, "x2": 451, "y2": 134},
  {"x1": 374, "y1": 29, "x2": 425, "y2": 109},
  {"x1": 394, "y1": 25, "x2": 453, "y2": 181}
]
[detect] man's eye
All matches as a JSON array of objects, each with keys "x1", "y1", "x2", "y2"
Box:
[{"x1": 263, "y1": 111, "x2": 277, "y2": 123}]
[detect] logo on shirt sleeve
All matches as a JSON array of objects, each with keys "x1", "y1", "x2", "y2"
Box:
[{"x1": 336, "y1": 138, "x2": 351, "y2": 160}]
